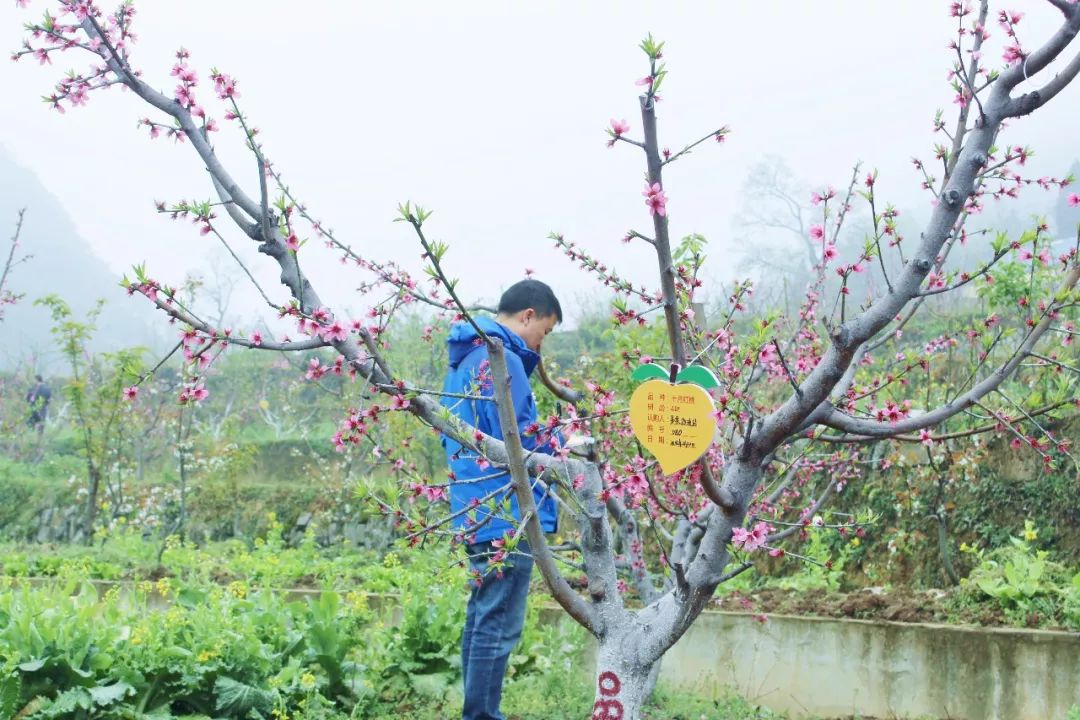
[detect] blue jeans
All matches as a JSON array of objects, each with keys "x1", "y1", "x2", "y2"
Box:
[{"x1": 461, "y1": 540, "x2": 533, "y2": 720}]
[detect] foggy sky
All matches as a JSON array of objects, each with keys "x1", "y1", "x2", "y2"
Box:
[{"x1": 1, "y1": 0, "x2": 1076, "y2": 333}]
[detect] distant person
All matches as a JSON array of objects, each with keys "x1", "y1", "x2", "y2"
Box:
[
  {"x1": 440, "y1": 279, "x2": 563, "y2": 720},
  {"x1": 26, "y1": 374, "x2": 51, "y2": 437}
]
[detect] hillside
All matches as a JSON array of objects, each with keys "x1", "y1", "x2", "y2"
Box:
[{"x1": 0, "y1": 147, "x2": 164, "y2": 372}]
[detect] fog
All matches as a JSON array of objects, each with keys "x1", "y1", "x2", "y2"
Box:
[{"x1": 1, "y1": 0, "x2": 1077, "y2": 337}]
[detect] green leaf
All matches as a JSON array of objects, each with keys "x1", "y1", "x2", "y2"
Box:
[
  {"x1": 162, "y1": 646, "x2": 194, "y2": 659},
  {"x1": 214, "y1": 677, "x2": 275, "y2": 716},
  {"x1": 631, "y1": 363, "x2": 669, "y2": 383},
  {"x1": 88, "y1": 681, "x2": 134, "y2": 706},
  {"x1": 0, "y1": 675, "x2": 20, "y2": 719},
  {"x1": 409, "y1": 671, "x2": 453, "y2": 698},
  {"x1": 44, "y1": 687, "x2": 93, "y2": 715},
  {"x1": 88, "y1": 652, "x2": 113, "y2": 671},
  {"x1": 176, "y1": 587, "x2": 208, "y2": 608},
  {"x1": 675, "y1": 365, "x2": 720, "y2": 390}
]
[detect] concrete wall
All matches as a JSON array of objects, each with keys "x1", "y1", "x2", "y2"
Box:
[{"x1": 657, "y1": 611, "x2": 1080, "y2": 720}]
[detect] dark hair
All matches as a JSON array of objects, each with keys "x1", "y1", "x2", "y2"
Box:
[
  {"x1": 497, "y1": 279, "x2": 562, "y2": 324},
  {"x1": 35, "y1": 374, "x2": 43, "y2": 382}
]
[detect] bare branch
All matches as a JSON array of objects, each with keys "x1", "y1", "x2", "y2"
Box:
[
  {"x1": 716, "y1": 561, "x2": 753, "y2": 585},
  {"x1": 82, "y1": 17, "x2": 264, "y2": 224},
  {"x1": 403, "y1": 208, "x2": 489, "y2": 342},
  {"x1": 139, "y1": 292, "x2": 328, "y2": 352},
  {"x1": 487, "y1": 339, "x2": 597, "y2": 631},
  {"x1": 661, "y1": 127, "x2": 728, "y2": 166},
  {"x1": 765, "y1": 481, "x2": 836, "y2": 545}
]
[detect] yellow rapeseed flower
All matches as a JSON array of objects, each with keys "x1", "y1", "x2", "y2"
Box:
[{"x1": 345, "y1": 591, "x2": 368, "y2": 612}]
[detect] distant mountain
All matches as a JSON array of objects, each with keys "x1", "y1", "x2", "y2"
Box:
[{"x1": 0, "y1": 147, "x2": 165, "y2": 373}]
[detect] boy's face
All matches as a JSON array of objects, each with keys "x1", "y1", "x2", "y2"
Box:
[{"x1": 503, "y1": 309, "x2": 558, "y2": 352}]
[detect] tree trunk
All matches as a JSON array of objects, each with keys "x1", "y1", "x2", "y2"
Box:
[
  {"x1": 591, "y1": 640, "x2": 658, "y2": 720},
  {"x1": 640, "y1": 661, "x2": 661, "y2": 710},
  {"x1": 933, "y1": 512, "x2": 960, "y2": 586},
  {"x1": 83, "y1": 462, "x2": 100, "y2": 545}
]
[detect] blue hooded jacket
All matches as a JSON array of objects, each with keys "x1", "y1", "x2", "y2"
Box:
[{"x1": 441, "y1": 316, "x2": 559, "y2": 543}]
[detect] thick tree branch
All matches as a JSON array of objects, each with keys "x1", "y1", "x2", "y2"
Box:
[
  {"x1": 83, "y1": 18, "x2": 263, "y2": 224},
  {"x1": 1001, "y1": 4, "x2": 1080, "y2": 113},
  {"x1": 608, "y1": 496, "x2": 662, "y2": 604},
  {"x1": 750, "y1": 70, "x2": 1048, "y2": 458},
  {"x1": 537, "y1": 359, "x2": 583, "y2": 404},
  {"x1": 813, "y1": 262, "x2": 1079, "y2": 438},
  {"x1": 639, "y1": 94, "x2": 686, "y2": 366},
  {"x1": 487, "y1": 339, "x2": 607, "y2": 632},
  {"x1": 815, "y1": 399, "x2": 1075, "y2": 444},
  {"x1": 1016, "y1": 45, "x2": 1080, "y2": 114}
]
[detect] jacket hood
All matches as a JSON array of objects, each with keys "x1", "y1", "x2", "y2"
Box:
[{"x1": 446, "y1": 316, "x2": 540, "y2": 375}]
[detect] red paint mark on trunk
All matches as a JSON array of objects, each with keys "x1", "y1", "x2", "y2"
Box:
[{"x1": 592, "y1": 671, "x2": 624, "y2": 719}]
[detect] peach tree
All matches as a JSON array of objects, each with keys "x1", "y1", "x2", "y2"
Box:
[{"x1": 12, "y1": 1, "x2": 1080, "y2": 717}]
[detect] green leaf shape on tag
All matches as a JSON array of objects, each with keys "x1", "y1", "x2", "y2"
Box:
[
  {"x1": 676, "y1": 365, "x2": 720, "y2": 390},
  {"x1": 631, "y1": 363, "x2": 669, "y2": 383}
]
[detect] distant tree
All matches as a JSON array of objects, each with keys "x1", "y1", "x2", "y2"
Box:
[
  {"x1": 36, "y1": 295, "x2": 144, "y2": 543},
  {"x1": 734, "y1": 155, "x2": 816, "y2": 274},
  {"x1": 0, "y1": 209, "x2": 30, "y2": 323}
]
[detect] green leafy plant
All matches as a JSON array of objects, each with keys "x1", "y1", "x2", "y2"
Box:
[
  {"x1": 959, "y1": 520, "x2": 1075, "y2": 627},
  {"x1": 772, "y1": 527, "x2": 850, "y2": 593}
]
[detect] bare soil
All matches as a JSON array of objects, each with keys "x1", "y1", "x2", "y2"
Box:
[{"x1": 713, "y1": 586, "x2": 1016, "y2": 628}]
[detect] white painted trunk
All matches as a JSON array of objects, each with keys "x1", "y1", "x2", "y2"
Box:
[{"x1": 590, "y1": 642, "x2": 658, "y2": 720}]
